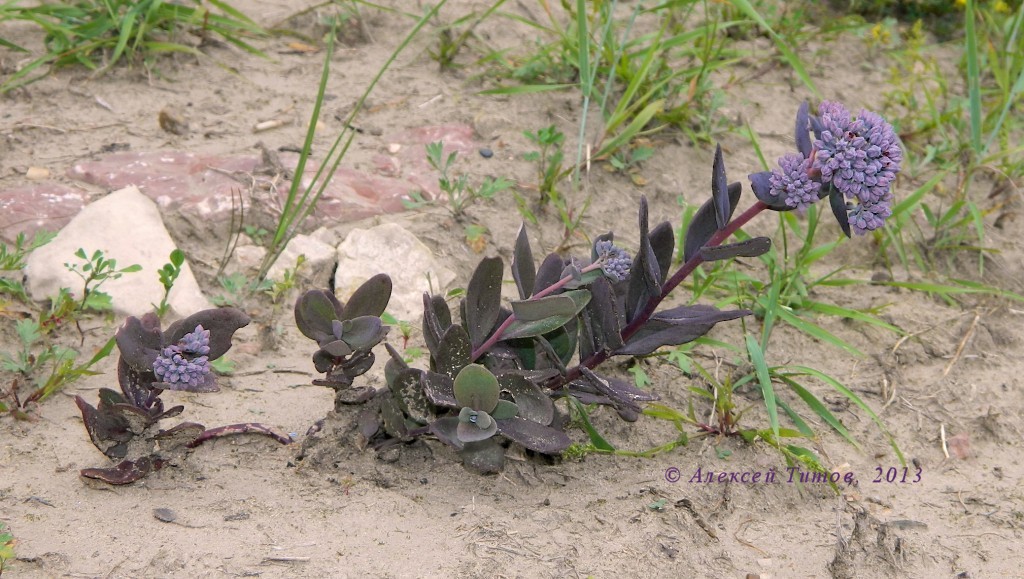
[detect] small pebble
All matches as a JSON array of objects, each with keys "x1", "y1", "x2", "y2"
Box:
[
  {"x1": 479, "y1": 147, "x2": 493, "y2": 159},
  {"x1": 153, "y1": 507, "x2": 177, "y2": 523},
  {"x1": 25, "y1": 166, "x2": 50, "y2": 180}
]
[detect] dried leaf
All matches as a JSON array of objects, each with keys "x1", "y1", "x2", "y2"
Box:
[{"x1": 80, "y1": 456, "x2": 164, "y2": 485}]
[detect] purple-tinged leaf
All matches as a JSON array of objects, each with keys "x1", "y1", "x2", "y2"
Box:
[
  {"x1": 340, "y1": 274, "x2": 392, "y2": 321},
  {"x1": 503, "y1": 290, "x2": 591, "y2": 340},
  {"x1": 115, "y1": 314, "x2": 162, "y2": 373},
  {"x1": 684, "y1": 182, "x2": 743, "y2": 262},
  {"x1": 77, "y1": 396, "x2": 132, "y2": 459},
  {"x1": 465, "y1": 257, "x2": 504, "y2": 349},
  {"x1": 649, "y1": 221, "x2": 675, "y2": 282},
  {"x1": 496, "y1": 417, "x2": 572, "y2": 454},
  {"x1": 699, "y1": 237, "x2": 772, "y2": 261},
  {"x1": 340, "y1": 316, "x2": 387, "y2": 350},
  {"x1": 457, "y1": 415, "x2": 498, "y2": 443},
  {"x1": 321, "y1": 340, "x2": 353, "y2": 358},
  {"x1": 116, "y1": 358, "x2": 156, "y2": 410},
  {"x1": 389, "y1": 367, "x2": 431, "y2": 424},
  {"x1": 748, "y1": 170, "x2": 791, "y2": 211},
  {"x1": 511, "y1": 294, "x2": 578, "y2": 322},
  {"x1": 712, "y1": 144, "x2": 731, "y2": 229},
  {"x1": 421, "y1": 293, "x2": 452, "y2": 357},
  {"x1": 421, "y1": 371, "x2": 458, "y2": 408},
  {"x1": 625, "y1": 196, "x2": 662, "y2": 323},
  {"x1": 165, "y1": 308, "x2": 250, "y2": 361},
  {"x1": 379, "y1": 392, "x2": 410, "y2": 440},
  {"x1": 341, "y1": 351, "x2": 375, "y2": 378},
  {"x1": 498, "y1": 373, "x2": 554, "y2": 425},
  {"x1": 579, "y1": 368, "x2": 641, "y2": 414},
  {"x1": 512, "y1": 224, "x2": 536, "y2": 300},
  {"x1": 795, "y1": 101, "x2": 812, "y2": 158},
  {"x1": 428, "y1": 416, "x2": 463, "y2": 449},
  {"x1": 828, "y1": 185, "x2": 851, "y2": 238},
  {"x1": 615, "y1": 304, "x2": 751, "y2": 356},
  {"x1": 588, "y1": 276, "x2": 624, "y2": 352},
  {"x1": 97, "y1": 388, "x2": 127, "y2": 406},
  {"x1": 460, "y1": 438, "x2": 505, "y2": 474},
  {"x1": 436, "y1": 325, "x2": 471, "y2": 379},
  {"x1": 295, "y1": 290, "x2": 341, "y2": 343},
  {"x1": 356, "y1": 406, "x2": 380, "y2": 449},
  {"x1": 312, "y1": 349, "x2": 334, "y2": 374},
  {"x1": 154, "y1": 405, "x2": 185, "y2": 421},
  {"x1": 533, "y1": 253, "x2": 565, "y2": 296},
  {"x1": 578, "y1": 309, "x2": 596, "y2": 362},
  {"x1": 80, "y1": 456, "x2": 163, "y2": 485}
]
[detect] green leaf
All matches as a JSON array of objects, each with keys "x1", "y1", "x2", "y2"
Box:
[
  {"x1": 503, "y1": 290, "x2": 591, "y2": 340},
  {"x1": 746, "y1": 334, "x2": 778, "y2": 441},
  {"x1": 453, "y1": 364, "x2": 500, "y2": 412},
  {"x1": 568, "y1": 397, "x2": 614, "y2": 451},
  {"x1": 510, "y1": 294, "x2": 577, "y2": 321}
]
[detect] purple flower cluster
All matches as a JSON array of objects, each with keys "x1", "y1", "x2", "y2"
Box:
[
  {"x1": 595, "y1": 240, "x2": 631, "y2": 282},
  {"x1": 769, "y1": 153, "x2": 820, "y2": 211},
  {"x1": 153, "y1": 324, "x2": 211, "y2": 388},
  {"x1": 812, "y1": 101, "x2": 902, "y2": 234},
  {"x1": 761, "y1": 101, "x2": 902, "y2": 235}
]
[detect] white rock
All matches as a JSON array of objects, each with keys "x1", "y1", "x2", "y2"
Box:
[
  {"x1": 268, "y1": 233, "x2": 336, "y2": 288},
  {"x1": 26, "y1": 186, "x2": 210, "y2": 318},
  {"x1": 335, "y1": 223, "x2": 455, "y2": 321}
]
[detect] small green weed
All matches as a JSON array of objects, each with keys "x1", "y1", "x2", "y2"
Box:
[
  {"x1": 153, "y1": 248, "x2": 185, "y2": 318},
  {"x1": 420, "y1": 140, "x2": 512, "y2": 218},
  {"x1": 1, "y1": 0, "x2": 266, "y2": 92}
]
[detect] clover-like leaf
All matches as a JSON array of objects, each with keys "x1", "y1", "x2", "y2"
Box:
[
  {"x1": 454, "y1": 364, "x2": 500, "y2": 412},
  {"x1": 340, "y1": 274, "x2": 392, "y2": 321}
]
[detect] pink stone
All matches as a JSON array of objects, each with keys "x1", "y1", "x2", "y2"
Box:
[{"x1": 0, "y1": 183, "x2": 87, "y2": 243}]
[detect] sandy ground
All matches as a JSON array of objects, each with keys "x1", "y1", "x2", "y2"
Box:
[{"x1": 2, "y1": 1, "x2": 1023, "y2": 577}]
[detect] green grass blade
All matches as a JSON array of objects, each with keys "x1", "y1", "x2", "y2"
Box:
[
  {"x1": 569, "y1": 397, "x2": 615, "y2": 451},
  {"x1": 773, "y1": 306, "x2": 864, "y2": 357},
  {"x1": 803, "y1": 301, "x2": 904, "y2": 334},
  {"x1": 727, "y1": 0, "x2": 819, "y2": 98},
  {"x1": 746, "y1": 334, "x2": 779, "y2": 440},
  {"x1": 479, "y1": 83, "x2": 576, "y2": 95},
  {"x1": 965, "y1": 0, "x2": 983, "y2": 154},
  {"x1": 780, "y1": 365, "x2": 903, "y2": 464},
  {"x1": 777, "y1": 374, "x2": 860, "y2": 449}
]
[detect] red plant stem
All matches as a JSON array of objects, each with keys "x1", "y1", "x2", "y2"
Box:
[
  {"x1": 188, "y1": 423, "x2": 293, "y2": 447},
  {"x1": 471, "y1": 262, "x2": 604, "y2": 361},
  {"x1": 546, "y1": 201, "x2": 770, "y2": 389}
]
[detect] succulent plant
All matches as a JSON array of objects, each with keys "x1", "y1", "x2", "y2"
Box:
[
  {"x1": 294, "y1": 274, "x2": 391, "y2": 407},
  {"x1": 75, "y1": 308, "x2": 291, "y2": 485}
]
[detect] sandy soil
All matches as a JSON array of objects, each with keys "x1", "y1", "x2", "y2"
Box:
[{"x1": 2, "y1": 1, "x2": 1023, "y2": 577}]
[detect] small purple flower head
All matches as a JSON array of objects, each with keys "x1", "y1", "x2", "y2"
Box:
[
  {"x1": 847, "y1": 195, "x2": 893, "y2": 235},
  {"x1": 769, "y1": 153, "x2": 821, "y2": 211},
  {"x1": 813, "y1": 101, "x2": 902, "y2": 206},
  {"x1": 153, "y1": 325, "x2": 211, "y2": 388},
  {"x1": 595, "y1": 240, "x2": 631, "y2": 282}
]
